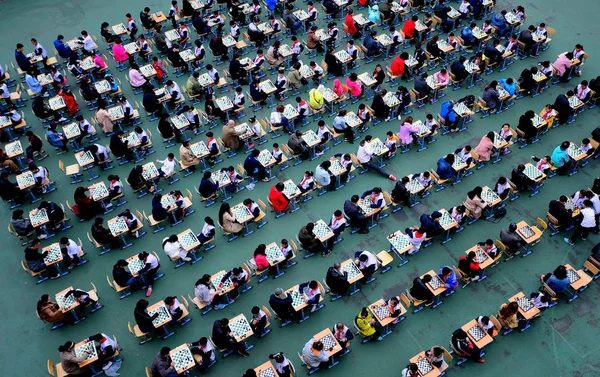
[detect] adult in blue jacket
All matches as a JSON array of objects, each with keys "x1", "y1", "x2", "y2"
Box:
[
  {"x1": 439, "y1": 101, "x2": 457, "y2": 130},
  {"x1": 265, "y1": 0, "x2": 277, "y2": 12},
  {"x1": 45, "y1": 123, "x2": 68, "y2": 152},
  {"x1": 436, "y1": 154, "x2": 456, "y2": 180},
  {"x1": 243, "y1": 149, "x2": 269, "y2": 181},
  {"x1": 151, "y1": 193, "x2": 169, "y2": 222},
  {"x1": 551, "y1": 141, "x2": 571, "y2": 175},
  {"x1": 420, "y1": 211, "x2": 443, "y2": 237},
  {"x1": 490, "y1": 11, "x2": 508, "y2": 37},
  {"x1": 53, "y1": 35, "x2": 75, "y2": 59},
  {"x1": 461, "y1": 23, "x2": 475, "y2": 46},
  {"x1": 15, "y1": 43, "x2": 32, "y2": 72},
  {"x1": 199, "y1": 171, "x2": 219, "y2": 198},
  {"x1": 541, "y1": 265, "x2": 570, "y2": 293}
]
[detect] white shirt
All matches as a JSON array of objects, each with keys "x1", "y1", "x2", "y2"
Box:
[
  {"x1": 270, "y1": 110, "x2": 282, "y2": 124},
  {"x1": 357, "y1": 142, "x2": 373, "y2": 163},
  {"x1": 109, "y1": 179, "x2": 123, "y2": 194},
  {"x1": 459, "y1": 2, "x2": 470, "y2": 13},
  {"x1": 408, "y1": 230, "x2": 426, "y2": 249},
  {"x1": 0, "y1": 83, "x2": 9, "y2": 99},
  {"x1": 121, "y1": 100, "x2": 134, "y2": 115},
  {"x1": 163, "y1": 238, "x2": 186, "y2": 259},
  {"x1": 158, "y1": 158, "x2": 175, "y2": 175},
  {"x1": 357, "y1": 251, "x2": 378, "y2": 270},
  {"x1": 33, "y1": 43, "x2": 48, "y2": 58},
  {"x1": 417, "y1": 174, "x2": 431, "y2": 187},
  {"x1": 274, "y1": 356, "x2": 290, "y2": 374},
  {"x1": 83, "y1": 35, "x2": 95, "y2": 52},
  {"x1": 63, "y1": 239, "x2": 79, "y2": 258},
  {"x1": 144, "y1": 253, "x2": 160, "y2": 269},
  {"x1": 201, "y1": 222, "x2": 215, "y2": 237},
  {"x1": 496, "y1": 181, "x2": 510, "y2": 195},
  {"x1": 329, "y1": 215, "x2": 346, "y2": 230},
  {"x1": 168, "y1": 83, "x2": 182, "y2": 101},
  {"x1": 97, "y1": 333, "x2": 117, "y2": 353},
  {"x1": 589, "y1": 194, "x2": 600, "y2": 215},
  {"x1": 186, "y1": 109, "x2": 200, "y2": 123},
  {"x1": 280, "y1": 244, "x2": 292, "y2": 257},
  {"x1": 316, "y1": 126, "x2": 330, "y2": 139},
  {"x1": 168, "y1": 298, "x2": 182, "y2": 315},
  {"x1": 581, "y1": 207, "x2": 596, "y2": 228}
]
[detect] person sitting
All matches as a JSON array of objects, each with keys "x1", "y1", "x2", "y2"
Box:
[
  {"x1": 458, "y1": 251, "x2": 484, "y2": 280},
  {"x1": 301, "y1": 340, "x2": 330, "y2": 369},
  {"x1": 112, "y1": 259, "x2": 142, "y2": 290},
  {"x1": 269, "y1": 288, "x2": 295, "y2": 322},
  {"x1": 189, "y1": 337, "x2": 216, "y2": 374},
  {"x1": 134, "y1": 299, "x2": 159, "y2": 334},
  {"x1": 464, "y1": 186, "x2": 487, "y2": 220},
  {"x1": 354, "y1": 250, "x2": 379, "y2": 283},
  {"x1": 244, "y1": 149, "x2": 270, "y2": 182},
  {"x1": 391, "y1": 176, "x2": 411, "y2": 206},
  {"x1": 477, "y1": 239, "x2": 499, "y2": 258},
  {"x1": 498, "y1": 301, "x2": 526, "y2": 329},
  {"x1": 438, "y1": 266, "x2": 458, "y2": 293},
  {"x1": 37, "y1": 294, "x2": 70, "y2": 325},
  {"x1": 500, "y1": 222, "x2": 524, "y2": 257},
  {"x1": 409, "y1": 274, "x2": 433, "y2": 304},
  {"x1": 549, "y1": 196, "x2": 573, "y2": 228},
  {"x1": 510, "y1": 164, "x2": 536, "y2": 192},
  {"x1": 344, "y1": 195, "x2": 370, "y2": 234},
  {"x1": 333, "y1": 322, "x2": 355, "y2": 353},
  {"x1": 541, "y1": 265, "x2": 570, "y2": 294},
  {"x1": 91, "y1": 217, "x2": 120, "y2": 249},
  {"x1": 137, "y1": 251, "x2": 160, "y2": 296},
  {"x1": 326, "y1": 262, "x2": 350, "y2": 296},
  {"x1": 58, "y1": 341, "x2": 94, "y2": 377},
  {"x1": 298, "y1": 222, "x2": 328, "y2": 256},
  {"x1": 213, "y1": 318, "x2": 251, "y2": 356},
  {"x1": 355, "y1": 307, "x2": 383, "y2": 341},
  {"x1": 477, "y1": 316, "x2": 498, "y2": 337},
  {"x1": 298, "y1": 280, "x2": 322, "y2": 312},
  {"x1": 420, "y1": 211, "x2": 442, "y2": 237},
  {"x1": 269, "y1": 182, "x2": 290, "y2": 213},
  {"x1": 162, "y1": 234, "x2": 192, "y2": 263},
  {"x1": 436, "y1": 154, "x2": 456, "y2": 180},
  {"x1": 451, "y1": 328, "x2": 485, "y2": 362}
]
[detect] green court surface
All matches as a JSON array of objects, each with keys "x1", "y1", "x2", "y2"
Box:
[{"x1": 2, "y1": 0, "x2": 600, "y2": 376}]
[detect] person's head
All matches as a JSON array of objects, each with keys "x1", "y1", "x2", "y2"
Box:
[
  {"x1": 136, "y1": 299, "x2": 150, "y2": 311},
  {"x1": 441, "y1": 266, "x2": 452, "y2": 277},
  {"x1": 160, "y1": 347, "x2": 171, "y2": 358},
  {"x1": 560, "y1": 141, "x2": 570, "y2": 150},
  {"x1": 167, "y1": 152, "x2": 175, "y2": 160},
  {"x1": 422, "y1": 274, "x2": 432, "y2": 283},
  {"x1": 508, "y1": 222, "x2": 518, "y2": 232},
  {"x1": 566, "y1": 89, "x2": 574, "y2": 98}
]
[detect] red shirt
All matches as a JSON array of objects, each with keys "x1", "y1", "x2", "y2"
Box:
[
  {"x1": 254, "y1": 254, "x2": 270, "y2": 270},
  {"x1": 268, "y1": 186, "x2": 289, "y2": 212},
  {"x1": 390, "y1": 56, "x2": 405, "y2": 76},
  {"x1": 402, "y1": 19, "x2": 416, "y2": 38},
  {"x1": 345, "y1": 14, "x2": 357, "y2": 35}
]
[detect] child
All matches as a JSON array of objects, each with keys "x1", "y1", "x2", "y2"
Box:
[
  {"x1": 310, "y1": 61, "x2": 323, "y2": 84},
  {"x1": 339, "y1": 153, "x2": 353, "y2": 183},
  {"x1": 119, "y1": 209, "x2": 141, "y2": 238},
  {"x1": 530, "y1": 291, "x2": 550, "y2": 311},
  {"x1": 581, "y1": 138, "x2": 595, "y2": 156},
  {"x1": 384, "y1": 131, "x2": 399, "y2": 158},
  {"x1": 243, "y1": 198, "x2": 261, "y2": 218},
  {"x1": 197, "y1": 216, "x2": 216, "y2": 245},
  {"x1": 530, "y1": 155, "x2": 551, "y2": 174},
  {"x1": 406, "y1": 226, "x2": 426, "y2": 255},
  {"x1": 450, "y1": 205, "x2": 467, "y2": 227},
  {"x1": 347, "y1": 40, "x2": 358, "y2": 68},
  {"x1": 221, "y1": 165, "x2": 243, "y2": 192},
  {"x1": 232, "y1": 86, "x2": 245, "y2": 118},
  {"x1": 152, "y1": 57, "x2": 167, "y2": 85},
  {"x1": 295, "y1": 97, "x2": 309, "y2": 127},
  {"x1": 107, "y1": 175, "x2": 123, "y2": 200},
  {"x1": 274, "y1": 68, "x2": 287, "y2": 101},
  {"x1": 272, "y1": 143, "x2": 283, "y2": 163},
  {"x1": 165, "y1": 296, "x2": 184, "y2": 323},
  {"x1": 425, "y1": 113, "x2": 438, "y2": 135},
  {"x1": 135, "y1": 126, "x2": 150, "y2": 152},
  {"x1": 498, "y1": 123, "x2": 512, "y2": 155},
  {"x1": 495, "y1": 176, "x2": 511, "y2": 200},
  {"x1": 425, "y1": 346, "x2": 445, "y2": 368},
  {"x1": 156, "y1": 153, "x2": 176, "y2": 178},
  {"x1": 138, "y1": 35, "x2": 151, "y2": 60},
  {"x1": 206, "y1": 132, "x2": 220, "y2": 165},
  {"x1": 413, "y1": 171, "x2": 432, "y2": 189},
  {"x1": 455, "y1": 145, "x2": 473, "y2": 165},
  {"x1": 476, "y1": 316, "x2": 497, "y2": 337},
  {"x1": 183, "y1": 105, "x2": 201, "y2": 134},
  {"x1": 280, "y1": 238, "x2": 294, "y2": 267},
  {"x1": 59, "y1": 237, "x2": 82, "y2": 269},
  {"x1": 106, "y1": 74, "x2": 119, "y2": 92},
  {"x1": 250, "y1": 306, "x2": 268, "y2": 337},
  {"x1": 298, "y1": 171, "x2": 314, "y2": 193},
  {"x1": 250, "y1": 117, "x2": 261, "y2": 146},
  {"x1": 119, "y1": 96, "x2": 134, "y2": 124},
  {"x1": 477, "y1": 238, "x2": 498, "y2": 258}
]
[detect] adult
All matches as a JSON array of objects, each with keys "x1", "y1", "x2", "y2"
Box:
[
  {"x1": 326, "y1": 263, "x2": 350, "y2": 296},
  {"x1": 474, "y1": 131, "x2": 496, "y2": 162},
  {"x1": 221, "y1": 120, "x2": 244, "y2": 151},
  {"x1": 344, "y1": 195, "x2": 369, "y2": 234}
]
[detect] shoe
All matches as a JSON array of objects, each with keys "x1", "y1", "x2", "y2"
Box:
[
  {"x1": 238, "y1": 349, "x2": 250, "y2": 357},
  {"x1": 315, "y1": 151, "x2": 324, "y2": 157},
  {"x1": 581, "y1": 237, "x2": 587, "y2": 241},
  {"x1": 321, "y1": 251, "x2": 331, "y2": 257},
  {"x1": 248, "y1": 143, "x2": 255, "y2": 149},
  {"x1": 377, "y1": 336, "x2": 383, "y2": 341},
  {"x1": 50, "y1": 274, "x2": 61, "y2": 280},
  {"x1": 42, "y1": 186, "x2": 48, "y2": 193},
  {"x1": 475, "y1": 358, "x2": 485, "y2": 363},
  {"x1": 564, "y1": 237, "x2": 574, "y2": 246},
  {"x1": 145, "y1": 286, "x2": 153, "y2": 297},
  {"x1": 67, "y1": 263, "x2": 75, "y2": 270},
  {"x1": 472, "y1": 275, "x2": 480, "y2": 281},
  {"x1": 149, "y1": 186, "x2": 155, "y2": 193},
  {"x1": 310, "y1": 305, "x2": 317, "y2": 312},
  {"x1": 102, "y1": 361, "x2": 113, "y2": 371},
  {"x1": 105, "y1": 202, "x2": 113, "y2": 208},
  {"x1": 385, "y1": 117, "x2": 391, "y2": 122},
  {"x1": 262, "y1": 178, "x2": 270, "y2": 182},
  {"x1": 389, "y1": 175, "x2": 396, "y2": 181},
  {"x1": 38, "y1": 234, "x2": 48, "y2": 239},
  {"x1": 215, "y1": 304, "x2": 226, "y2": 310},
  {"x1": 182, "y1": 256, "x2": 192, "y2": 262},
  {"x1": 134, "y1": 230, "x2": 140, "y2": 238},
  {"x1": 58, "y1": 117, "x2": 67, "y2": 122},
  {"x1": 42, "y1": 93, "x2": 50, "y2": 97}
]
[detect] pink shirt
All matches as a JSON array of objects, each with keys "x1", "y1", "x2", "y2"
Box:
[
  {"x1": 93, "y1": 55, "x2": 107, "y2": 69},
  {"x1": 553, "y1": 55, "x2": 571, "y2": 76},
  {"x1": 398, "y1": 122, "x2": 419, "y2": 145},
  {"x1": 112, "y1": 44, "x2": 129, "y2": 63},
  {"x1": 434, "y1": 71, "x2": 450, "y2": 86},
  {"x1": 345, "y1": 77, "x2": 362, "y2": 97},
  {"x1": 129, "y1": 69, "x2": 147, "y2": 87}
]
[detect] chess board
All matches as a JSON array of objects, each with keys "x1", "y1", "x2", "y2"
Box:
[
  {"x1": 258, "y1": 150, "x2": 275, "y2": 166},
  {"x1": 322, "y1": 87, "x2": 338, "y2": 102},
  {"x1": 453, "y1": 102, "x2": 470, "y2": 116},
  {"x1": 259, "y1": 80, "x2": 276, "y2": 93},
  {"x1": 523, "y1": 165, "x2": 543, "y2": 180},
  {"x1": 517, "y1": 296, "x2": 534, "y2": 312},
  {"x1": 316, "y1": 30, "x2": 329, "y2": 40},
  {"x1": 415, "y1": 20, "x2": 426, "y2": 30},
  {"x1": 229, "y1": 316, "x2": 253, "y2": 338},
  {"x1": 38, "y1": 74, "x2": 53, "y2": 86},
  {"x1": 428, "y1": 275, "x2": 444, "y2": 290},
  {"x1": 439, "y1": 210, "x2": 456, "y2": 227},
  {"x1": 372, "y1": 305, "x2": 391, "y2": 320},
  {"x1": 108, "y1": 106, "x2": 124, "y2": 120},
  {"x1": 189, "y1": 142, "x2": 209, "y2": 158},
  {"x1": 340, "y1": 261, "x2": 361, "y2": 280},
  {"x1": 319, "y1": 334, "x2": 337, "y2": 350},
  {"x1": 382, "y1": 92, "x2": 400, "y2": 107},
  {"x1": 405, "y1": 55, "x2": 418, "y2": 67},
  {"x1": 0, "y1": 116, "x2": 11, "y2": 128},
  {"x1": 165, "y1": 29, "x2": 180, "y2": 41},
  {"x1": 222, "y1": 35, "x2": 236, "y2": 46},
  {"x1": 344, "y1": 112, "x2": 362, "y2": 128},
  {"x1": 142, "y1": 163, "x2": 159, "y2": 180},
  {"x1": 388, "y1": 232, "x2": 411, "y2": 251},
  {"x1": 413, "y1": 120, "x2": 429, "y2": 136},
  {"x1": 334, "y1": 50, "x2": 351, "y2": 62},
  {"x1": 532, "y1": 114, "x2": 545, "y2": 127},
  {"x1": 210, "y1": 170, "x2": 230, "y2": 187},
  {"x1": 567, "y1": 144, "x2": 584, "y2": 159},
  {"x1": 140, "y1": 65, "x2": 157, "y2": 77},
  {"x1": 124, "y1": 132, "x2": 140, "y2": 147},
  {"x1": 66, "y1": 39, "x2": 82, "y2": 50},
  {"x1": 293, "y1": 9, "x2": 309, "y2": 20},
  {"x1": 149, "y1": 304, "x2": 172, "y2": 327},
  {"x1": 124, "y1": 42, "x2": 139, "y2": 54},
  {"x1": 283, "y1": 104, "x2": 299, "y2": 119},
  {"x1": 302, "y1": 130, "x2": 320, "y2": 146},
  {"x1": 44, "y1": 244, "x2": 63, "y2": 264},
  {"x1": 112, "y1": 23, "x2": 127, "y2": 34},
  {"x1": 215, "y1": 96, "x2": 233, "y2": 110},
  {"x1": 90, "y1": 183, "x2": 109, "y2": 201},
  {"x1": 492, "y1": 132, "x2": 504, "y2": 147},
  {"x1": 371, "y1": 139, "x2": 388, "y2": 155},
  {"x1": 279, "y1": 45, "x2": 293, "y2": 56},
  {"x1": 358, "y1": 197, "x2": 377, "y2": 214},
  {"x1": 289, "y1": 289, "x2": 305, "y2": 308},
  {"x1": 190, "y1": 0, "x2": 205, "y2": 8},
  {"x1": 497, "y1": 86, "x2": 509, "y2": 98},
  {"x1": 30, "y1": 209, "x2": 49, "y2": 226},
  {"x1": 353, "y1": 14, "x2": 368, "y2": 25},
  {"x1": 565, "y1": 198, "x2": 577, "y2": 211},
  {"x1": 108, "y1": 217, "x2": 128, "y2": 236},
  {"x1": 474, "y1": 249, "x2": 488, "y2": 263},
  {"x1": 5, "y1": 141, "x2": 23, "y2": 157},
  {"x1": 452, "y1": 155, "x2": 465, "y2": 169},
  {"x1": 56, "y1": 291, "x2": 77, "y2": 311},
  {"x1": 407, "y1": 179, "x2": 425, "y2": 193},
  {"x1": 76, "y1": 151, "x2": 95, "y2": 166},
  {"x1": 481, "y1": 188, "x2": 500, "y2": 205},
  {"x1": 257, "y1": 23, "x2": 272, "y2": 33},
  {"x1": 416, "y1": 357, "x2": 434, "y2": 375},
  {"x1": 170, "y1": 347, "x2": 195, "y2": 373},
  {"x1": 259, "y1": 368, "x2": 277, "y2": 377},
  {"x1": 437, "y1": 40, "x2": 451, "y2": 50},
  {"x1": 329, "y1": 159, "x2": 345, "y2": 175},
  {"x1": 504, "y1": 11, "x2": 517, "y2": 23},
  {"x1": 532, "y1": 71, "x2": 546, "y2": 81},
  {"x1": 283, "y1": 181, "x2": 300, "y2": 197},
  {"x1": 239, "y1": 58, "x2": 253, "y2": 67},
  {"x1": 468, "y1": 325, "x2": 486, "y2": 341},
  {"x1": 518, "y1": 225, "x2": 535, "y2": 239},
  {"x1": 49, "y1": 96, "x2": 66, "y2": 110},
  {"x1": 299, "y1": 65, "x2": 314, "y2": 78},
  {"x1": 179, "y1": 50, "x2": 195, "y2": 62},
  {"x1": 426, "y1": 75, "x2": 438, "y2": 88},
  {"x1": 197, "y1": 73, "x2": 214, "y2": 87},
  {"x1": 390, "y1": 2, "x2": 402, "y2": 12},
  {"x1": 567, "y1": 269, "x2": 580, "y2": 283},
  {"x1": 17, "y1": 171, "x2": 35, "y2": 189},
  {"x1": 496, "y1": 44, "x2": 506, "y2": 53},
  {"x1": 94, "y1": 80, "x2": 111, "y2": 93},
  {"x1": 128, "y1": 258, "x2": 145, "y2": 276},
  {"x1": 265, "y1": 243, "x2": 284, "y2": 263},
  {"x1": 464, "y1": 61, "x2": 479, "y2": 73},
  {"x1": 74, "y1": 341, "x2": 98, "y2": 362},
  {"x1": 211, "y1": 271, "x2": 233, "y2": 293},
  {"x1": 80, "y1": 58, "x2": 95, "y2": 70},
  {"x1": 472, "y1": 27, "x2": 487, "y2": 38},
  {"x1": 232, "y1": 205, "x2": 253, "y2": 222},
  {"x1": 171, "y1": 114, "x2": 189, "y2": 129},
  {"x1": 313, "y1": 220, "x2": 333, "y2": 239},
  {"x1": 447, "y1": 7, "x2": 461, "y2": 18},
  {"x1": 358, "y1": 72, "x2": 376, "y2": 86},
  {"x1": 375, "y1": 34, "x2": 393, "y2": 46},
  {"x1": 160, "y1": 194, "x2": 176, "y2": 208}
]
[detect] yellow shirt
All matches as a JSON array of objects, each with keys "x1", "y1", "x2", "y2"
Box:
[{"x1": 356, "y1": 313, "x2": 376, "y2": 336}]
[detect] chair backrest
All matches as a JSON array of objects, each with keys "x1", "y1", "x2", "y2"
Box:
[
  {"x1": 257, "y1": 199, "x2": 267, "y2": 212},
  {"x1": 584, "y1": 260, "x2": 599, "y2": 276},
  {"x1": 262, "y1": 305, "x2": 272, "y2": 320},
  {"x1": 106, "y1": 275, "x2": 116, "y2": 290},
  {"x1": 145, "y1": 367, "x2": 152, "y2": 377},
  {"x1": 489, "y1": 315, "x2": 502, "y2": 331},
  {"x1": 494, "y1": 239, "x2": 507, "y2": 252},
  {"x1": 47, "y1": 360, "x2": 55, "y2": 376},
  {"x1": 542, "y1": 282, "x2": 557, "y2": 298},
  {"x1": 536, "y1": 217, "x2": 548, "y2": 231},
  {"x1": 440, "y1": 346, "x2": 453, "y2": 362},
  {"x1": 400, "y1": 293, "x2": 411, "y2": 308}
]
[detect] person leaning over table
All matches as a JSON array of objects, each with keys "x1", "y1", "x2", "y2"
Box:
[
  {"x1": 510, "y1": 164, "x2": 536, "y2": 192},
  {"x1": 151, "y1": 346, "x2": 178, "y2": 377},
  {"x1": 548, "y1": 195, "x2": 573, "y2": 228},
  {"x1": 218, "y1": 202, "x2": 244, "y2": 235},
  {"x1": 464, "y1": 186, "x2": 487, "y2": 220},
  {"x1": 458, "y1": 251, "x2": 484, "y2": 280},
  {"x1": 451, "y1": 328, "x2": 484, "y2": 363},
  {"x1": 269, "y1": 288, "x2": 296, "y2": 322},
  {"x1": 212, "y1": 318, "x2": 251, "y2": 357},
  {"x1": 11, "y1": 209, "x2": 46, "y2": 238},
  {"x1": 332, "y1": 322, "x2": 354, "y2": 353},
  {"x1": 269, "y1": 182, "x2": 290, "y2": 212},
  {"x1": 409, "y1": 274, "x2": 434, "y2": 304},
  {"x1": 500, "y1": 222, "x2": 524, "y2": 257},
  {"x1": 299, "y1": 222, "x2": 328, "y2": 256},
  {"x1": 25, "y1": 238, "x2": 61, "y2": 278},
  {"x1": 221, "y1": 120, "x2": 244, "y2": 151},
  {"x1": 302, "y1": 339, "x2": 330, "y2": 368},
  {"x1": 37, "y1": 294, "x2": 70, "y2": 324},
  {"x1": 326, "y1": 262, "x2": 350, "y2": 296},
  {"x1": 474, "y1": 131, "x2": 496, "y2": 162},
  {"x1": 58, "y1": 341, "x2": 94, "y2": 377},
  {"x1": 113, "y1": 259, "x2": 142, "y2": 290},
  {"x1": 355, "y1": 307, "x2": 383, "y2": 341},
  {"x1": 498, "y1": 301, "x2": 527, "y2": 329},
  {"x1": 343, "y1": 195, "x2": 370, "y2": 234},
  {"x1": 551, "y1": 141, "x2": 572, "y2": 176}
]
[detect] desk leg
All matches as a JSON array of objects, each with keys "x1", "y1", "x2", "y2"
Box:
[
  {"x1": 335, "y1": 175, "x2": 345, "y2": 191},
  {"x1": 298, "y1": 308, "x2": 309, "y2": 323},
  {"x1": 120, "y1": 234, "x2": 133, "y2": 249},
  {"x1": 290, "y1": 198, "x2": 299, "y2": 213},
  {"x1": 349, "y1": 282, "x2": 360, "y2": 295},
  {"x1": 242, "y1": 222, "x2": 254, "y2": 237},
  {"x1": 381, "y1": 324, "x2": 391, "y2": 338},
  {"x1": 86, "y1": 166, "x2": 99, "y2": 181},
  {"x1": 441, "y1": 230, "x2": 453, "y2": 244},
  {"x1": 274, "y1": 264, "x2": 285, "y2": 279},
  {"x1": 432, "y1": 295, "x2": 443, "y2": 308}
]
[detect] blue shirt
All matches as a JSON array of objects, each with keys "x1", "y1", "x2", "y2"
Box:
[
  {"x1": 25, "y1": 74, "x2": 42, "y2": 93},
  {"x1": 498, "y1": 79, "x2": 517, "y2": 96},
  {"x1": 53, "y1": 39, "x2": 72, "y2": 58},
  {"x1": 546, "y1": 274, "x2": 570, "y2": 293},
  {"x1": 551, "y1": 146, "x2": 569, "y2": 167}
]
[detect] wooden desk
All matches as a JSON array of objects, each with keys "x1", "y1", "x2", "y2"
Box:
[
  {"x1": 515, "y1": 220, "x2": 542, "y2": 245},
  {"x1": 254, "y1": 361, "x2": 280, "y2": 377},
  {"x1": 465, "y1": 245, "x2": 495, "y2": 269},
  {"x1": 369, "y1": 298, "x2": 406, "y2": 337},
  {"x1": 228, "y1": 313, "x2": 254, "y2": 342},
  {"x1": 169, "y1": 344, "x2": 196, "y2": 374},
  {"x1": 461, "y1": 319, "x2": 493, "y2": 349},
  {"x1": 74, "y1": 339, "x2": 99, "y2": 367},
  {"x1": 153, "y1": 11, "x2": 167, "y2": 23},
  {"x1": 313, "y1": 328, "x2": 342, "y2": 357},
  {"x1": 147, "y1": 300, "x2": 172, "y2": 328},
  {"x1": 312, "y1": 219, "x2": 334, "y2": 242},
  {"x1": 565, "y1": 264, "x2": 592, "y2": 291},
  {"x1": 509, "y1": 292, "x2": 540, "y2": 320},
  {"x1": 387, "y1": 230, "x2": 412, "y2": 266},
  {"x1": 409, "y1": 351, "x2": 440, "y2": 377}
]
